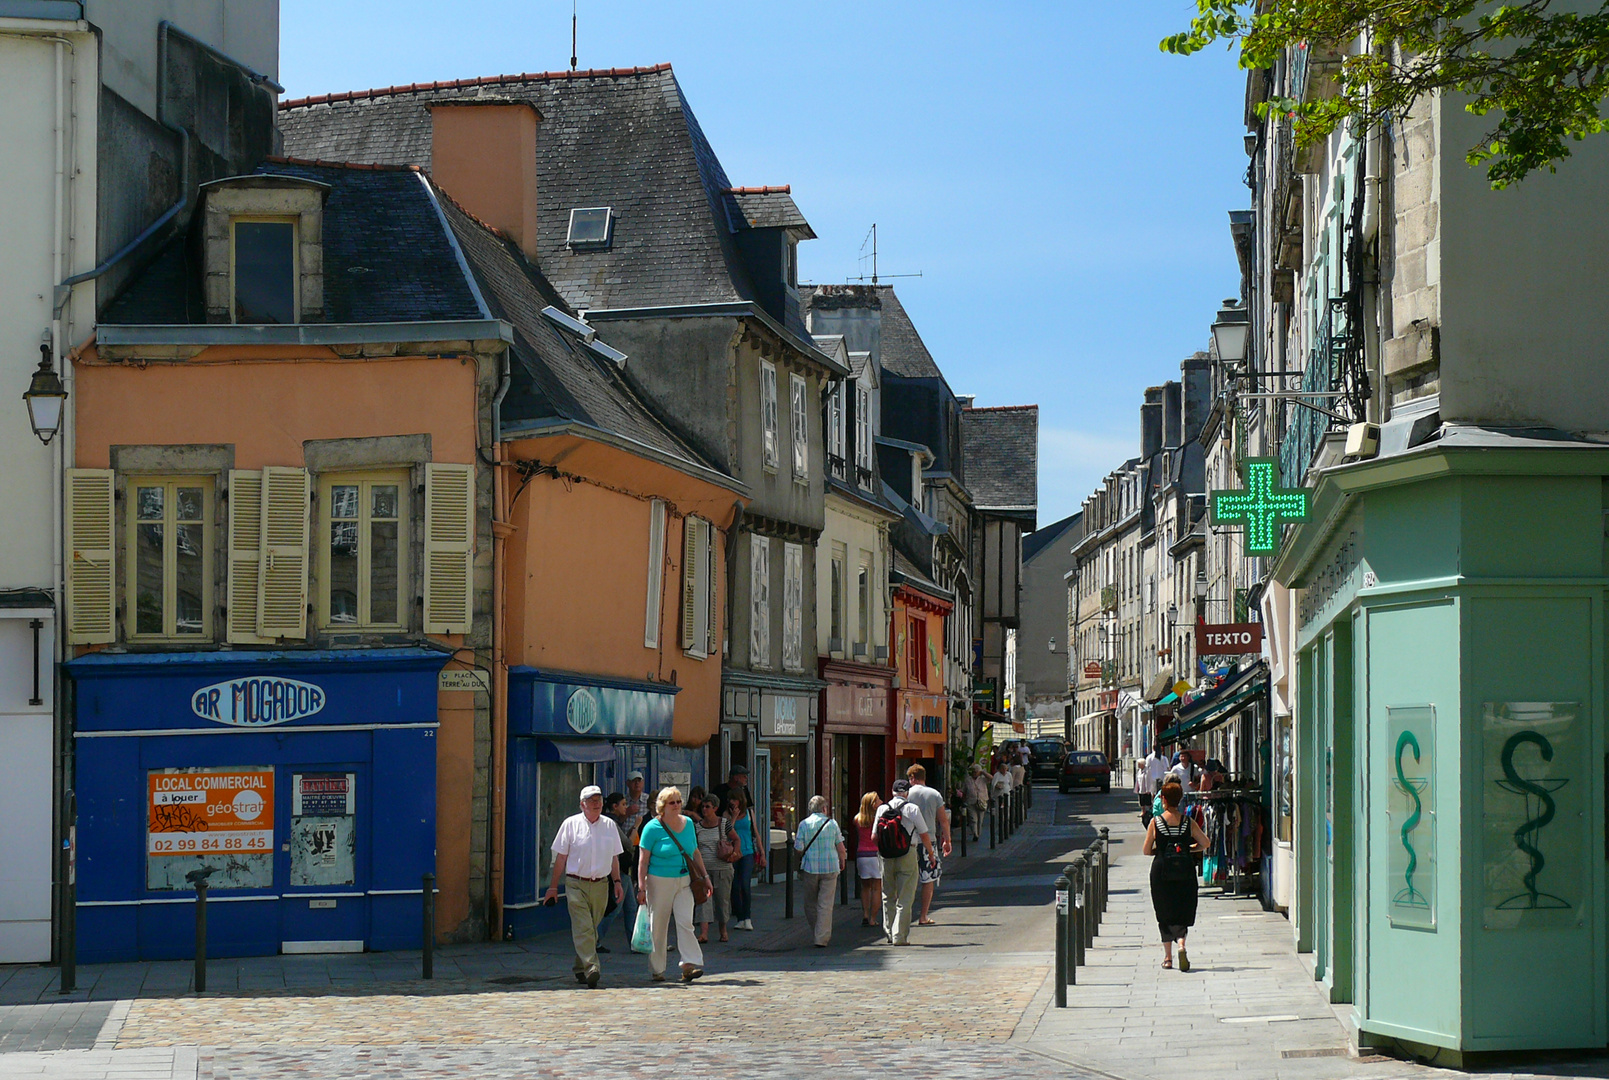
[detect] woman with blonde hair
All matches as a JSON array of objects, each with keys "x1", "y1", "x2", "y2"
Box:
[
  {"x1": 852, "y1": 790, "x2": 884, "y2": 927},
  {"x1": 1142, "y1": 778, "x2": 1207, "y2": 970},
  {"x1": 636, "y1": 786, "x2": 707, "y2": 982}
]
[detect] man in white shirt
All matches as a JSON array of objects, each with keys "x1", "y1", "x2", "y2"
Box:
[
  {"x1": 1140, "y1": 747, "x2": 1170, "y2": 823},
  {"x1": 545, "y1": 785, "x2": 624, "y2": 988},
  {"x1": 903, "y1": 765, "x2": 951, "y2": 926},
  {"x1": 877, "y1": 780, "x2": 936, "y2": 946}
]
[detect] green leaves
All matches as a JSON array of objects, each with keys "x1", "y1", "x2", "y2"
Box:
[{"x1": 1161, "y1": 0, "x2": 1609, "y2": 187}]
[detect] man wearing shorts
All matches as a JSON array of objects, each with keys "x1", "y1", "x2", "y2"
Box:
[{"x1": 903, "y1": 764, "x2": 951, "y2": 926}]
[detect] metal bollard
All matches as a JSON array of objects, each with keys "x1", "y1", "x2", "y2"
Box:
[
  {"x1": 956, "y1": 799, "x2": 967, "y2": 858},
  {"x1": 1099, "y1": 827, "x2": 1111, "y2": 914},
  {"x1": 1054, "y1": 871, "x2": 1070, "y2": 1008},
  {"x1": 422, "y1": 872, "x2": 435, "y2": 980},
  {"x1": 1084, "y1": 847, "x2": 1098, "y2": 945},
  {"x1": 59, "y1": 790, "x2": 76, "y2": 995},
  {"x1": 784, "y1": 832, "x2": 795, "y2": 920},
  {"x1": 193, "y1": 879, "x2": 208, "y2": 993},
  {"x1": 1070, "y1": 855, "x2": 1086, "y2": 969},
  {"x1": 989, "y1": 802, "x2": 996, "y2": 849}
]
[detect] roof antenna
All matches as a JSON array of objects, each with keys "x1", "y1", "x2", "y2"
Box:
[
  {"x1": 854, "y1": 222, "x2": 922, "y2": 285},
  {"x1": 570, "y1": 0, "x2": 578, "y2": 72}
]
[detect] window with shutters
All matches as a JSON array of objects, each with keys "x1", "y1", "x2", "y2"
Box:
[
  {"x1": 749, "y1": 535, "x2": 770, "y2": 668},
  {"x1": 828, "y1": 545, "x2": 845, "y2": 647},
  {"x1": 855, "y1": 383, "x2": 873, "y2": 487},
  {"x1": 645, "y1": 499, "x2": 667, "y2": 649},
  {"x1": 906, "y1": 614, "x2": 928, "y2": 687},
  {"x1": 782, "y1": 541, "x2": 803, "y2": 671},
  {"x1": 317, "y1": 471, "x2": 409, "y2": 630},
  {"x1": 789, "y1": 373, "x2": 809, "y2": 484},
  {"x1": 826, "y1": 381, "x2": 846, "y2": 481},
  {"x1": 760, "y1": 361, "x2": 779, "y2": 472},
  {"x1": 856, "y1": 554, "x2": 872, "y2": 650},
  {"x1": 127, "y1": 477, "x2": 215, "y2": 640},
  {"x1": 680, "y1": 515, "x2": 714, "y2": 659}
]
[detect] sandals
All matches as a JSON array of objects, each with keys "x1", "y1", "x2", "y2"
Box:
[
  {"x1": 680, "y1": 963, "x2": 704, "y2": 983},
  {"x1": 1178, "y1": 948, "x2": 1190, "y2": 972},
  {"x1": 1162, "y1": 957, "x2": 1173, "y2": 969},
  {"x1": 696, "y1": 936, "x2": 709, "y2": 944}
]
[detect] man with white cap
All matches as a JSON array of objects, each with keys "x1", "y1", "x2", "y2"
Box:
[{"x1": 545, "y1": 785, "x2": 624, "y2": 988}]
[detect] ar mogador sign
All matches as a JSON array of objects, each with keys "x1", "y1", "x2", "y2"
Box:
[
  {"x1": 1195, "y1": 622, "x2": 1263, "y2": 656},
  {"x1": 191, "y1": 676, "x2": 326, "y2": 727}
]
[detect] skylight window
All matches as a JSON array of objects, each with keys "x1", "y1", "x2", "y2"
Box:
[{"x1": 566, "y1": 207, "x2": 613, "y2": 248}]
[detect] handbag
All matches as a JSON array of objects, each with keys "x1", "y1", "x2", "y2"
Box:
[
  {"x1": 664, "y1": 818, "x2": 712, "y2": 905},
  {"x1": 715, "y1": 815, "x2": 741, "y2": 863}
]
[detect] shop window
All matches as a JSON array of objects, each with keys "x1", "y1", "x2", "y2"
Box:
[
  {"x1": 782, "y1": 542, "x2": 804, "y2": 671},
  {"x1": 232, "y1": 218, "x2": 298, "y2": 324},
  {"x1": 147, "y1": 766, "x2": 273, "y2": 890},
  {"x1": 769, "y1": 743, "x2": 800, "y2": 832},
  {"x1": 318, "y1": 471, "x2": 409, "y2": 630},
  {"x1": 760, "y1": 361, "x2": 779, "y2": 472},
  {"x1": 537, "y1": 762, "x2": 594, "y2": 883},
  {"x1": 128, "y1": 477, "x2": 215, "y2": 641}
]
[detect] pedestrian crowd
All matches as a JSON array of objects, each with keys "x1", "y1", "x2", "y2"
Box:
[{"x1": 547, "y1": 760, "x2": 975, "y2": 986}]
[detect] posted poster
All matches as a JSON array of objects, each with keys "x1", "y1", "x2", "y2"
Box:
[{"x1": 146, "y1": 767, "x2": 275, "y2": 890}]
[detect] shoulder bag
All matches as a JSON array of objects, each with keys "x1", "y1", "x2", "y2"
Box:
[
  {"x1": 797, "y1": 816, "x2": 836, "y2": 864},
  {"x1": 716, "y1": 815, "x2": 741, "y2": 863},
  {"x1": 664, "y1": 818, "x2": 712, "y2": 904}
]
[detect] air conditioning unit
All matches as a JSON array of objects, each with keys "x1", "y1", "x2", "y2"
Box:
[{"x1": 1344, "y1": 422, "x2": 1380, "y2": 460}]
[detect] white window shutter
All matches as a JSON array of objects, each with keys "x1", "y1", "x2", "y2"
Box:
[
  {"x1": 423, "y1": 463, "x2": 474, "y2": 634},
  {"x1": 256, "y1": 466, "x2": 310, "y2": 639},
  {"x1": 680, "y1": 515, "x2": 699, "y2": 652},
  {"x1": 645, "y1": 499, "x2": 666, "y2": 648},
  {"x1": 226, "y1": 470, "x2": 269, "y2": 644},
  {"x1": 64, "y1": 468, "x2": 116, "y2": 644},
  {"x1": 704, "y1": 520, "x2": 719, "y2": 657},
  {"x1": 750, "y1": 536, "x2": 770, "y2": 666}
]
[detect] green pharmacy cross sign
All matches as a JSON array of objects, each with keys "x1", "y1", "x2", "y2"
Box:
[{"x1": 1210, "y1": 457, "x2": 1309, "y2": 556}]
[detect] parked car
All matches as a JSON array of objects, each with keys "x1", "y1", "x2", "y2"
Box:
[
  {"x1": 1027, "y1": 739, "x2": 1067, "y2": 780},
  {"x1": 1059, "y1": 750, "x2": 1110, "y2": 794}
]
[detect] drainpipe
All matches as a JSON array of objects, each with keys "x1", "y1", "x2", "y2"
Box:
[
  {"x1": 487, "y1": 349, "x2": 513, "y2": 939},
  {"x1": 1360, "y1": 118, "x2": 1384, "y2": 426}
]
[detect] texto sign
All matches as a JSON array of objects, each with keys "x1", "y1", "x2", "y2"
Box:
[{"x1": 1195, "y1": 622, "x2": 1263, "y2": 656}]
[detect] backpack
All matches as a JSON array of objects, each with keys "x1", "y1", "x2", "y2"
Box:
[{"x1": 875, "y1": 799, "x2": 913, "y2": 859}]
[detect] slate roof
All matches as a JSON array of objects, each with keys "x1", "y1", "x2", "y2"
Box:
[
  {"x1": 101, "y1": 161, "x2": 483, "y2": 325},
  {"x1": 1022, "y1": 511, "x2": 1081, "y2": 563},
  {"x1": 873, "y1": 287, "x2": 943, "y2": 379},
  {"x1": 435, "y1": 194, "x2": 717, "y2": 471},
  {"x1": 722, "y1": 187, "x2": 813, "y2": 235},
  {"x1": 962, "y1": 404, "x2": 1039, "y2": 511},
  {"x1": 278, "y1": 65, "x2": 801, "y2": 329}
]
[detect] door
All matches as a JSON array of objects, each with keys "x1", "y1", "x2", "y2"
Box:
[{"x1": 279, "y1": 765, "x2": 368, "y2": 952}]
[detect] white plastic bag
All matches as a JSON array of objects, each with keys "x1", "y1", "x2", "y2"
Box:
[{"x1": 631, "y1": 903, "x2": 653, "y2": 954}]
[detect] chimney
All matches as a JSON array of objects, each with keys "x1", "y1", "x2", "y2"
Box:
[
  {"x1": 1141, "y1": 388, "x2": 1163, "y2": 461},
  {"x1": 1162, "y1": 381, "x2": 1182, "y2": 449},
  {"x1": 428, "y1": 100, "x2": 541, "y2": 263}
]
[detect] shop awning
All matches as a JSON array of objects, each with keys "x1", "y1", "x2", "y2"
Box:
[
  {"x1": 533, "y1": 739, "x2": 620, "y2": 763},
  {"x1": 1160, "y1": 662, "x2": 1268, "y2": 744},
  {"x1": 1144, "y1": 669, "x2": 1174, "y2": 703}
]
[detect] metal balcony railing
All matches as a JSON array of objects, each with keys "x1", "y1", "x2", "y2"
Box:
[{"x1": 1279, "y1": 299, "x2": 1346, "y2": 488}]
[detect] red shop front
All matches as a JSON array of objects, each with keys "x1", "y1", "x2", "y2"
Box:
[{"x1": 818, "y1": 658, "x2": 894, "y2": 821}]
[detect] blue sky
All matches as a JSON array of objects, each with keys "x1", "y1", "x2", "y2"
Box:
[{"x1": 281, "y1": 1, "x2": 1249, "y2": 525}]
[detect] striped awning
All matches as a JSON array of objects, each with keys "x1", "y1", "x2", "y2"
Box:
[{"x1": 1160, "y1": 662, "x2": 1267, "y2": 744}]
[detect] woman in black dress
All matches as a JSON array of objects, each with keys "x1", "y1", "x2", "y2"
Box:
[{"x1": 1143, "y1": 778, "x2": 1208, "y2": 970}]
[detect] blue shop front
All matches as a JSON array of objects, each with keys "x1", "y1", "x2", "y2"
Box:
[
  {"x1": 67, "y1": 648, "x2": 447, "y2": 962},
  {"x1": 503, "y1": 667, "x2": 697, "y2": 937}
]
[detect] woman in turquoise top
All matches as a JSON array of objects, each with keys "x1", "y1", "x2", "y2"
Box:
[
  {"x1": 725, "y1": 791, "x2": 764, "y2": 931},
  {"x1": 636, "y1": 786, "x2": 707, "y2": 982}
]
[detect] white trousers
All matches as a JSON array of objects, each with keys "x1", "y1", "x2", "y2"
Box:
[{"x1": 646, "y1": 873, "x2": 703, "y2": 975}]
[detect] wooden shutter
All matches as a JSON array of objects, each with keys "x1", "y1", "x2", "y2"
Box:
[
  {"x1": 680, "y1": 515, "x2": 699, "y2": 651},
  {"x1": 423, "y1": 463, "x2": 474, "y2": 634},
  {"x1": 256, "y1": 466, "x2": 310, "y2": 639},
  {"x1": 226, "y1": 470, "x2": 270, "y2": 643},
  {"x1": 64, "y1": 468, "x2": 115, "y2": 644},
  {"x1": 704, "y1": 521, "x2": 719, "y2": 657},
  {"x1": 645, "y1": 499, "x2": 666, "y2": 648}
]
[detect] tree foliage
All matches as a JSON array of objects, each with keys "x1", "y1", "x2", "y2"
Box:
[{"x1": 1163, "y1": 1, "x2": 1609, "y2": 187}]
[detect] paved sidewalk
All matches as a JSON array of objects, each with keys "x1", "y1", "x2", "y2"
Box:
[{"x1": 1016, "y1": 792, "x2": 1609, "y2": 1080}]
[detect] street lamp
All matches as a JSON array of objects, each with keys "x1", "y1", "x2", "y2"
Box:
[
  {"x1": 1210, "y1": 301, "x2": 1249, "y2": 365},
  {"x1": 1166, "y1": 602, "x2": 1179, "y2": 666},
  {"x1": 23, "y1": 342, "x2": 66, "y2": 445}
]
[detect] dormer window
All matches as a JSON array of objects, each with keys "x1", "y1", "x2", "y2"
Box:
[
  {"x1": 784, "y1": 240, "x2": 798, "y2": 290},
  {"x1": 232, "y1": 219, "x2": 298, "y2": 324},
  {"x1": 567, "y1": 207, "x2": 613, "y2": 248}
]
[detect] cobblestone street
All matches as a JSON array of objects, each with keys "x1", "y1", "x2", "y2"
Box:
[{"x1": 4, "y1": 786, "x2": 1608, "y2": 1078}]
